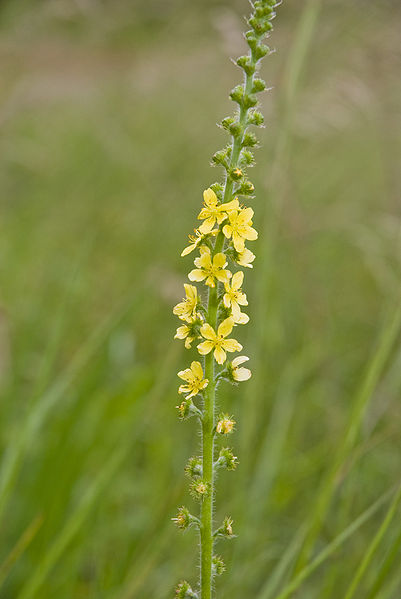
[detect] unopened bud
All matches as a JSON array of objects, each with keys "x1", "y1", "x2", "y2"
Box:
[
  {"x1": 185, "y1": 456, "x2": 203, "y2": 478},
  {"x1": 212, "y1": 555, "x2": 226, "y2": 576},
  {"x1": 190, "y1": 479, "x2": 211, "y2": 500},
  {"x1": 175, "y1": 580, "x2": 198, "y2": 598}
]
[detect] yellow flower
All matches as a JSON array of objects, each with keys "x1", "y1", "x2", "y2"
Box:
[
  {"x1": 229, "y1": 356, "x2": 251, "y2": 381},
  {"x1": 173, "y1": 284, "x2": 198, "y2": 322},
  {"x1": 236, "y1": 247, "x2": 256, "y2": 269},
  {"x1": 223, "y1": 206, "x2": 258, "y2": 252},
  {"x1": 198, "y1": 189, "x2": 239, "y2": 234},
  {"x1": 181, "y1": 228, "x2": 217, "y2": 257},
  {"x1": 223, "y1": 271, "x2": 248, "y2": 320},
  {"x1": 174, "y1": 316, "x2": 200, "y2": 349},
  {"x1": 189, "y1": 247, "x2": 232, "y2": 288},
  {"x1": 178, "y1": 361, "x2": 208, "y2": 399},
  {"x1": 197, "y1": 317, "x2": 242, "y2": 364}
]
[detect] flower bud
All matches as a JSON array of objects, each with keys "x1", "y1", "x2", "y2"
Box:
[
  {"x1": 212, "y1": 555, "x2": 226, "y2": 576},
  {"x1": 236, "y1": 179, "x2": 255, "y2": 196},
  {"x1": 242, "y1": 94, "x2": 258, "y2": 109},
  {"x1": 240, "y1": 150, "x2": 255, "y2": 167},
  {"x1": 190, "y1": 479, "x2": 211, "y2": 500},
  {"x1": 245, "y1": 31, "x2": 258, "y2": 51},
  {"x1": 247, "y1": 110, "x2": 264, "y2": 126},
  {"x1": 230, "y1": 167, "x2": 243, "y2": 181},
  {"x1": 236, "y1": 55, "x2": 255, "y2": 76},
  {"x1": 242, "y1": 132, "x2": 258, "y2": 147},
  {"x1": 172, "y1": 506, "x2": 199, "y2": 531},
  {"x1": 175, "y1": 580, "x2": 198, "y2": 598},
  {"x1": 230, "y1": 84, "x2": 244, "y2": 104},
  {"x1": 229, "y1": 122, "x2": 243, "y2": 138},
  {"x1": 176, "y1": 398, "x2": 199, "y2": 420},
  {"x1": 254, "y1": 42, "x2": 269, "y2": 60},
  {"x1": 216, "y1": 447, "x2": 238, "y2": 471},
  {"x1": 221, "y1": 116, "x2": 234, "y2": 130},
  {"x1": 214, "y1": 515, "x2": 235, "y2": 539},
  {"x1": 212, "y1": 149, "x2": 229, "y2": 168},
  {"x1": 252, "y1": 78, "x2": 267, "y2": 93},
  {"x1": 185, "y1": 456, "x2": 203, "y2": 478}
]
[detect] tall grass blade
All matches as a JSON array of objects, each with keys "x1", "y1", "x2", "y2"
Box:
[
  {"x1": 342, "y1": 483, "x2": 401, "y2": 599},
  {"x1": 0, "y1": 514, "x2": 43, "y2": 590},
  {"x1": 16, "y1": 446, "x2": 127, "y2": 599},
  {"x1": 295, "y1": 306, "x2": 401, "y2": 570},
  {"x1": 270, "y1": 485, "x2": 396, "y2": 599},
  {"x1": 365, "y1": 525, "x2": 401, "y2": 599},
  {"x1": 256, "y1": 526, "x2": 306, "y2": 599},
  {"x1": 0, "y1": 290, "x2": 136, "y2": 523}
]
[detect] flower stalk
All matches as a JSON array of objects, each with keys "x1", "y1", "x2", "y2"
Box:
[{"x1": 172, "y1": 2, "x2": 280, "y2": 597}]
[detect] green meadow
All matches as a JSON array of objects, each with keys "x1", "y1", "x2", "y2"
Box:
[{"x1": 1, "y1": 0, "x2": 401, "y2": 597}]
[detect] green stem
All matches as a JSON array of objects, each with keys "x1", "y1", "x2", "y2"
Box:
[{"x1": 200, "y1": 284, "x2": 218, "y2": 599}]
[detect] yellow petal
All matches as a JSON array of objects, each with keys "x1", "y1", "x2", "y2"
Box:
[
  {"x1": 181, "y1": 244, "x2": 196, "y2": 257},
  {"x1": 220, "y1": 198, "x2": 240, "y2": 212},
  {"x1": 191, "y1": 361, "x2": 204, "y2": 379},
  {"x1": 177, "y1": 368, "x2": 191, "y2": 381},
  {"x1": 231, "y1": 271, "x2": 244, "y2": 290},
  {"x1": 215, "y1": 213, "x2": 228, "y2": 224},
  {"x1": 218, "y1": 317, "x2": 234, "y2": 338},
  {"x1": 232, "y1": 355, "x2": 249, "y2": 367},
  {"x1": 231, "y1": 302, "x2": 242, "y2": 320},
  {"x1": 200, "y1": 323, "x2": 216, "y2": 340},
  {"x1": 232, "y1": 232, "x2": 245, "y2": 253},
  {"x1": 203, "y1": 188, "x2": 218, "y2": 208},
  {"x1": 178, "y1": 384, "x2": 191, "y2": 394},
  {"x1": 237, "y1": 248, "x2": 255, "y2": 268},
  {"x1": 175, "y1": 326, "x2": 189, "y2": 339},
  {"x1": 214, "y1": 346, "x2": 226, "y2": 365},
  {"x1": 236, "y1": 292, "x2": 248, "y2": 306},
  {"x1": 184, "y1": 337, "x2": 193, "y2": 349},
  {"x1": 223, "y1": 293, "x2": 231, "y2": 309},
  {"x1": 222, "y1": 224, "x2": 232, "y2": 239},
  {"x1": 233, "y1": 367, "x2": 251, "y2": 381},
  {"x1": 222, "y1": 338, "x2": 243, "y2": 352},
  {"x1": 188, "y1": 269, "x2": 206, "y2": 282},
  {"x1": 198, "y1": 217, "x2": 215, "y2": 235},
  {"x1": 197, "y1": 340, "x2": 214, "y2": 355},
  {"x1": 184, "y1": 284, "x2": 197, "y2": 299},
  {"x1": 213, "y1": 252, "x2": 227, "y2": 269},
  {"x1": 215, "y1": 270, "x2": 232, "y2": 284},
  {"x1": 245, "y1": 226, "x2": 258, "y2": 241},
  {"x1": 238, "y1": 207, "x2": 254, "y2": 223},
  {"x1": 234, "y1": 311, "x2": 249, "y2": 324}
]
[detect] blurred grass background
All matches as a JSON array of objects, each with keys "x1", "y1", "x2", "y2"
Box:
[{"x1": 0, "y1": 0, "x2": 401, "y2": 597}]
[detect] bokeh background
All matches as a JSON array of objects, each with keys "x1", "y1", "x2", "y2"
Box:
[{"x1": 1, "y1": 0, "x2": 401, "y2": 597}]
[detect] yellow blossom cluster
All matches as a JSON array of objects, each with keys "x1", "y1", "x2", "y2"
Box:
[{"x1": 173, "y1": 186, "x2": 256, "y2": 394}]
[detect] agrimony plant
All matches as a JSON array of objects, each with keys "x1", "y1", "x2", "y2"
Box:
[{"x1": 172, "y1": 2, "x2": 280, "y2": 597}]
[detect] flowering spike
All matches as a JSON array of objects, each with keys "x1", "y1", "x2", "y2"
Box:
[{"x1": 172, "y1": 0, "x2": 280, "y2": 595}]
